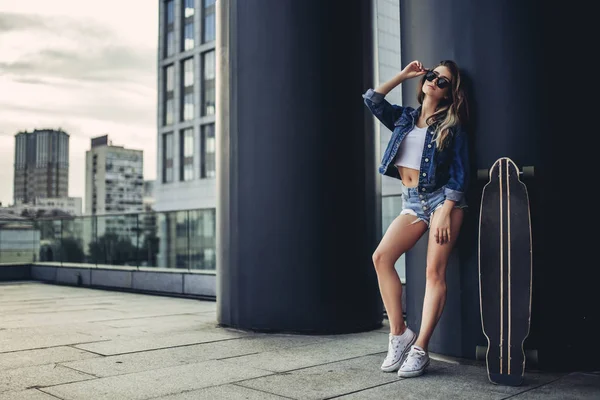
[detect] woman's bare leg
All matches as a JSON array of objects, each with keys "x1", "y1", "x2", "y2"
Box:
[
  {"x1": 414, "y1": 207, "x2": 464, "y2": 350},
  {"x1": 372, "y1": 214, "x2": 427, "y2": 335}
]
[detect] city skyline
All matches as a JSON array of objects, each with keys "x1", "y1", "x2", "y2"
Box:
[{"x1": 0, "y1": 0, "x2": 158, "y2": 207}]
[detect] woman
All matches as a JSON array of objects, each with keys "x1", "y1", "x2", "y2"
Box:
[{"x1": 363, "y1": 59, "x2": 470, "y2": 378}]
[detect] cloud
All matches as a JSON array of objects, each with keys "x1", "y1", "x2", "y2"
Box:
[
  {"x1": 0, "y1": 12, "x2": 113, "y2": 38},
  {"x1": 0, "y1": 10, "x2": 157, "y2": 132},
  {"x1": 0, "y1": 12, "x2": 156, "y2": 88},
  {"x1": 0, "y1": 45, "x2": 156, "y2": 87},
  {"x1": 11, "y1": 77, "x2": 52, "y2": 85},
  {"x1": 0, "y1": 88, "x2": 156, "y2": 132},
  {"x1": 0, "y1": 5, "x2": 158, "y2": 206},
  {"x1": 0, "y1": 13, "x2": 48, "y2": 33}
]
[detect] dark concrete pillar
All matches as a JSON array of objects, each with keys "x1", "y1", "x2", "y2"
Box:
[
  {"x1": 216, "y1": 0, "x2": 383, "y2": 334},
  {"x1": 400, "y1": 1, "x2": 598, "y2": 371}
]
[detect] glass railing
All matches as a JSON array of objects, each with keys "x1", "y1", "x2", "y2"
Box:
[
  {"x1": 0, "y1": 208, "x2": 216, "y2": 271},
  {"x1": 2, "y1": 199, "x2": 402, "y2": 276}
]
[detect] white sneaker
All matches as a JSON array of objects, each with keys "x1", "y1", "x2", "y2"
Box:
[
  {"x1": 380, "y1": 328, "x2": 416, "y2": 372},
  {"x1": 398, "y1": 345, "x2": 430, "y2": 378}
]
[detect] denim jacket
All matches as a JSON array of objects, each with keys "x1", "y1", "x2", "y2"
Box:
[{"x1": 363, "y1": 88, "x2": 470, "y2": 203}]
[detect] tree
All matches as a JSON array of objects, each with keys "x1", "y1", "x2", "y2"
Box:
[
  {"x1": 60, "y1": 237, "x2": 85, "y2": 263},
  {"x1": 140, "y1": 232, "x2": 159, "y2": 267},
  {"x1": 89, "y1": 233, "x2": 137, "y2": 266}
]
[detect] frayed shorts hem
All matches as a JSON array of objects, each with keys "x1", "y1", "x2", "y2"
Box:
[{"x1": 399, "y1": 188, "x2": 468, "y2": 228}]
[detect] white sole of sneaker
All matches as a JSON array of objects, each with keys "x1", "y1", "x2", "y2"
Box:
[
  {"x1": 398, "y1": 358, "x2": 430, "y2": 378},
  {"x1": 380, "y1": 333, "x2": 417, "y2": 372}
]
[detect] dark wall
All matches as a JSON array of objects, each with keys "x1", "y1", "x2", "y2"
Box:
[
  {"x1": 0, "y1": 265, "x2": 32, "y2": 282},
  {"x1": 400, "y1": 0, "x2": 597, "y2": 371}
]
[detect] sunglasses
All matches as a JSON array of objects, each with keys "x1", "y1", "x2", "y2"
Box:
[{"x1": 424, "y1": 70, "x2": 451, "y2": 89}]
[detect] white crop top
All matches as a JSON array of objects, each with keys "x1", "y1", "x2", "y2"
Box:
[{"x1": 393, "y1": 125, "x2": 428, "y2": 170}]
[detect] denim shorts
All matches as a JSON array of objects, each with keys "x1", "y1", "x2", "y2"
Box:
[{"x1": 400, "y1": 184, "x2": 468, "y2": 227}]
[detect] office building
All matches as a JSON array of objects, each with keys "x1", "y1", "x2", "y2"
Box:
[
  {"x1": 13, "y1": 129, "x2": 69, "y2": 204},
  {"x1": 154, "y1": 0, "x2": 217, "y2": 212},
  {"x1": 85, "y1": 135, "x2": 144, "y2": 245},
  {"x1": 152, "y1": 0, "x2": 217, "y2": 270},
  {"x1": 85, "y1": 135, "x2": 144, "y2": 216}
]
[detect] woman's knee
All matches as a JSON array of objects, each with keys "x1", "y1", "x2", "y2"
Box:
[
  {"x1": 425, "y1": 263, "x2": 447, "y2": 284},
  {"x1": 373, "y1": 250, "x2": 387, "y2": 269},
  {"x1": 372, "y1": 250, "x2": 393, "y2": 271}
]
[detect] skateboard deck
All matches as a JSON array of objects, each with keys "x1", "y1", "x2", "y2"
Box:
[{"x1": 478, "y1": 157, "x2": 533, "y2": 386}]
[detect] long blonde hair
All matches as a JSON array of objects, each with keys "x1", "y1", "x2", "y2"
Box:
[{"x1": 417, "y1": 60, "x2": 469, "y2": 150}]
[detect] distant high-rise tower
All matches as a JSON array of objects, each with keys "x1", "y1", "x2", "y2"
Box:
[{"x1": 13, "y1": 129, "x2": 69, "y2": 204}]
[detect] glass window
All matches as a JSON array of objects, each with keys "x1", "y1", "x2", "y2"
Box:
[
  {"x1": 201, "y1": 124, "x2": 215, "y2": 178},
  {"x1": 189, "y1": 209, "x2": 216, "y2": 269},
  {"x1": 175, "y1": 211, "x2": 189, "y2": 269},
  {"x1": 156, "y1": 211, "x2": 190, "y2": 269},
  {"x1": 165, "y1": 99, "x2": 174, "y2": 125},
  {"x1": 183, "y1": 0, "x2": 195, "y2": 50},
  {"x1": 180, "y1": 128, "x2": 194, "y2": 181},
  {"x1": 163, "y1": 133, "x2": 174, "y2": 183},
  {"x1": 165, "y1": 0, "x2": 175, "y2": 57},
  {"x1": 164, "y1": 65, "x2": 174, "y2": 125},
  {"x1": 183, "y1": 58, "x2": 194, "y2": 87},
  {"x1": 184, "y1": 0, "x2": 195, "y2": 17},
  {"x1": 202, "y1": 51, "x2": 215, "y2": 116},
  {"x1": 203, "y1": 0, "x2": 216, "y2": 43},
  {"x1": 167, "y1": 0, "x2": 175, "y2": 24},
  {"x1": 184, "y1": 22, "x2": 194, "y2": 51},
  {"x1": 182, "y1": 94, "x2": 193, "y2": 121},
  {"x1": 181, "y1": 58, "x2": 194, "y2": 121},
  {"x1": 165, "y1": 65, "x2": 174, "y2": 91},
  {"x1": 166, "y1": 31, "x2": 174, "y2": 57}
]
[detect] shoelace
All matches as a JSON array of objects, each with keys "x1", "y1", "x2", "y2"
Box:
[
  {"x1": 403, "y1": 347, "x2": 427, "y2": 368},
  {"x1": 384, "y1": 336, "x2": 402, "y2": 363}
]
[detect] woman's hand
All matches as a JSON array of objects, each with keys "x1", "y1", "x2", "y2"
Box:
[
  {"x1": 433, "y1": 211, "x2": 452, "y2": 245},
  {"x1": 400, "y1": 60, "x2": 427, "y2": 80},
  {"x1": 373, "y1": 60, "x2": 427, "y2": 96}
]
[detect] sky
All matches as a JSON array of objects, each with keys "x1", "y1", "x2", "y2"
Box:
[{"x1": 0, "y1": 0, "x2": 158, "y2": 206}]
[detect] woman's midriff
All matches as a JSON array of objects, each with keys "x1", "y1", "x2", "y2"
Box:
[{"x1": 397, "y1": 166, "x2": 420, "y2": 188}]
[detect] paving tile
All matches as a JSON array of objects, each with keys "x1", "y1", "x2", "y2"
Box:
[
  {"x1": 73, "y1": 328, "x2": 248, "y2": 356},
  {"x1": 220, "y1": 331, "x2": 389, "y2": 373},
  {"x1": 0, "y1": 389, "x2": 59, "y2": 400},
  {"x1": 337, "y1": 363, "x2": 566, "y2": 400},
  {"x1": 63, "y1": 334, "x2": 329, "y2": 377},
  {"x1": 43, "y1": 360, "x2": 273, "y2": 400},
  {"x1": 511, "y1": 372, "x2": 600, "y2": 400},
  {"x1": 0, "y1": 364, "x2": 94, "y2": 394},
  {"x1": 156, "y1": 384, "x2": 288, "y2": 399},
  {"x1": 0, "y1": 346, "x2": 99, "y2": 371},
  {"x1": 237, "y1": 355, "x2": 448, "y2": 400},
  {"x1": 1, "y1": 282, "x2": 590, "y2": 400}
]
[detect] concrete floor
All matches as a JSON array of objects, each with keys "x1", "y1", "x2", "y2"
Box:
[{"x1": 1, "y1": 282, "x2": 598, "y2": 400}]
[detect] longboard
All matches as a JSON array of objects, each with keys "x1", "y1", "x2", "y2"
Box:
[{"x1": 477, "y1": 157, "x2": 533, "y2": 386}]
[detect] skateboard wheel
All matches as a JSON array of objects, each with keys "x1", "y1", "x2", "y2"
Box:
[
  {"x1": 521, "y1": 166, "x2": 534, "y2": 178},
  {"x1": 475, "y1": 345, "x2": 487, "y2": 361},
  {"x1": 477, "y1": 168, "x2": 489, "y2": 181}
]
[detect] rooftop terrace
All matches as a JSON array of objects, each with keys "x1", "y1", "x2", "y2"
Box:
[{"x1": 1, "y1": 282, "x2": 598, "y2": 400}]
